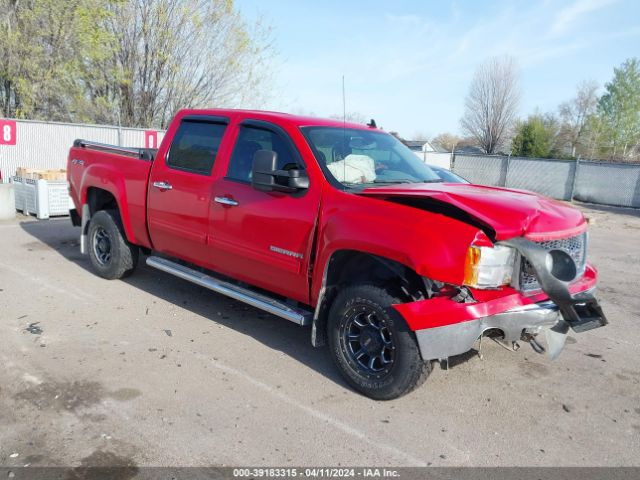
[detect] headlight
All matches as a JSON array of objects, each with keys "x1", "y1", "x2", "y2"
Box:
[{"x1": 463, "y1": 244, "x2": 516, "y2": 289}]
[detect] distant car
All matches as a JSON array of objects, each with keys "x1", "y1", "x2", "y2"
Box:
[{"x1": 428, "y1": 165, "x2": 469, "y2": 183}]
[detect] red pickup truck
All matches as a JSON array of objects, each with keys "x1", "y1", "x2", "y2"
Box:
[{"x1": 67, "y1": 109, "x2": 607, "y2": 400}]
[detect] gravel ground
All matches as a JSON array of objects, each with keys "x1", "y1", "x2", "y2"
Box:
[{"x1": 0, "y1": 203, "x2": 638, "y2": 468}]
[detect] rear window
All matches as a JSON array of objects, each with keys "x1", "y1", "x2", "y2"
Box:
[{"x1": 166, "y1": 121, "x2": 227, "y2": 175}]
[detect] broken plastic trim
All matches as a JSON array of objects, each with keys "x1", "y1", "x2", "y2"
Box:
[{"x1": 499, "y1": 237, "x2": 607, "y2": 332}]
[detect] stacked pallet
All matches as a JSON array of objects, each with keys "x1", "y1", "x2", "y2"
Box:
[
  {"x1": 12, "y1": 168, "x2": 72, "y2": 219},
  {"x1": 16, "y1": 167, "x2": 67, "y2": 181}
]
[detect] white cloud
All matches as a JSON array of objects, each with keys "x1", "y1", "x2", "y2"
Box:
[{"x1": 550, "y1": 0, "x2": 618, "y2": 35}]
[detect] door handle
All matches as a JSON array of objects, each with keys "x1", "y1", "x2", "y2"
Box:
[
  {"x1": 152, "y1": 181, "x2": 172, "y2": 190},
  {"x1": 214, "y1": 196, "x2": 239, "y2": 206}
]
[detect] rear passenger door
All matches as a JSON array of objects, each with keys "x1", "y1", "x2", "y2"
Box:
[{"x1": 148, "y1": 116, "x2": 230, "y2": 264}]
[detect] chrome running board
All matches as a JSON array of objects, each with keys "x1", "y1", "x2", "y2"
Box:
[{"x1": 146, "y1": 256, "x2": 312, "y2": 326}]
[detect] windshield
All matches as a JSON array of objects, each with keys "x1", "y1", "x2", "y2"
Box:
[
  {"x1": 431, "y1": 167, "x2": 469, "y2": 184},
  {"x1": 300, "y1": 127, "x2": 441, "y2": 188}
]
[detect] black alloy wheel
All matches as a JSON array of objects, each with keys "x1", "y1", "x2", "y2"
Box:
[
  {"x1": 340, "y1": 305, "x2": 396, "y2": 379},
  {"x1": 92, "y1": 226, "x2": 112, "y2": 266}
]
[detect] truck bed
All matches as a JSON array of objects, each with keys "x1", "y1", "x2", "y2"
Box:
[{"x1": 67, "y1": 139, "x2": 157, "y2": 249}]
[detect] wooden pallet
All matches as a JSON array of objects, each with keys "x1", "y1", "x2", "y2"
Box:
[{"x1": 16, "y1": 167, "x2": 67, "y2": 181}]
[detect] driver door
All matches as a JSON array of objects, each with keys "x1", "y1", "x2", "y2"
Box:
[{"x1": 208, "y1": 121, "x2": 320, "y2": 303}]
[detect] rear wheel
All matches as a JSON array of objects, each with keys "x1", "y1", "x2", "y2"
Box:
[
  {"x1": 328, "y1": 284, "x2": 431, "y2": 400},
  {"x1": 87, "y1": 209, "x2": 139, "y2": 279}
]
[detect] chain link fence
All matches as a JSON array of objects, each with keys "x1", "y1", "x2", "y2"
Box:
[
  {"x1": 573, "y1": 161, "x2": 640, "y2": 207},
  {"x1": 450, "y1": 153, "x2": 640, "y2": 208}
]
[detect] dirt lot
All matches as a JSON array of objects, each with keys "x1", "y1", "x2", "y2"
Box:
[{"x1": 0, "y1": 203, "x2": 639, "y2": 468}]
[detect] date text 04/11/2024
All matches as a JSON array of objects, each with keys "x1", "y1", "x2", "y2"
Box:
[{"x1": 232, "y1": 468, "x2": 400, "y2": 478}]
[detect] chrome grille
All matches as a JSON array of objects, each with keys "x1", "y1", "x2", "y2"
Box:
[{"x1": 519, "y1": 232, "x2": 587, "y2": 292}]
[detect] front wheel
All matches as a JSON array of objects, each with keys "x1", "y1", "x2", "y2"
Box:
[
  {"x1": 87, "y1": 209, "x2": 139, "y2": 280},
  {"x1": 328, "y1": 284, "x2": 431, "y2": 400}
]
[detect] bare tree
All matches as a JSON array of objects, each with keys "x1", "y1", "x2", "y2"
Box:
[
  {"x1": 557, "y1": 80, "x2": 599, "y2": 157},
  {"x1": 93, "y1": 0, "x2": 274, "y2": 128},
  {"x1": 460, "y1": 56, "x2": 521, "y2": 154},
  {"x1": 412, "y1": 131, "x2": 431, "y2": 141},
  {"x1": 329, "y1": 111, "x2": 368, "y2": 124},
  {"x1": 431, "y1": 132, "x2": 462, "y2": 151}
]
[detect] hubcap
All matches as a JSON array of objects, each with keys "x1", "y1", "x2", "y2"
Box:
[
  {"x1": 341, "y1": 306, "x2": 395, "y2": 377},
  {"x1": 92, "y1": 227, "x2": 112, "y2": 266}
]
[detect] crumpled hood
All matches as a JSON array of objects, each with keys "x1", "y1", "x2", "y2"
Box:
[{"x1": 359, "y1": 183, "x2": 587, "y2": 241}]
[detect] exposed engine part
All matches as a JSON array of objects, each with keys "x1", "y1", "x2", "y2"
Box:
[
  {"x1": 529, "y1": 338, "x2": 545, "y2": 354},
  {"x1": 422, "y1": 277, "x2": 439, "y2": 298},
  {"x1": 490, "y1": 337, "x2": 516, "y2": 353},
  {"x1": 521, "y1": 331, "x2": 546, "y2": 354},
  {"x1": 452, "y1": 286, "x2": 474, "y2": 303}
]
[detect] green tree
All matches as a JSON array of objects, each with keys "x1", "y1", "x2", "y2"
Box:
[
  {"x1": 597, "y1": 58, "x2": 640, "y2": 160},
  {"x1": 511, "y1": 114, "x2": 559, "y2": 158},
  {"x1": 1, "y1": 0, "x2": 274, "y2": 128},
  {"x1": 0, "y1": 0, "x2": 113, "y2": 121}
]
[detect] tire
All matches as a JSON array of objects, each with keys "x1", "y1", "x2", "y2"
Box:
[
  {"x1": 87, "y1": 209, "x2": 139, "y2": 280},
  {"x1": 328, "y1": 284, "x2": 431, "y2": 400}
]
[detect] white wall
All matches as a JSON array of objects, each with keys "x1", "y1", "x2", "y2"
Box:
[
  {"x1": 0, "y1": 119, "x2": 165, "y2": 180},
  {"x1": 413, "y1": 150, "x2": 452, "y2": 169}
]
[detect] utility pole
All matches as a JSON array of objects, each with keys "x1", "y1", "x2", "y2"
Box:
[{"x1": 117, "y1": 108, "x2": 122, "y2": 147}]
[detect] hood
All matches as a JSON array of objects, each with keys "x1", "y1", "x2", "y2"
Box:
[{"x1": 359, "y1": 183, "x2": 586, "y2": 241}]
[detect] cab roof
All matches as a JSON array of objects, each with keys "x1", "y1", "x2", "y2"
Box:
[{"x1": 178, "y1": 108, "x2": 377, "y2": 131}]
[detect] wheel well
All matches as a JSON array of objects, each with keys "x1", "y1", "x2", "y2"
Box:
[
  {"x1": 327, "y1": 251, "x2": 426, "y2": 300},
  {"x1": 86, "y1": 187, "x2": 118, "y2": 216},
  {"x1": 312, "y1": 250, "x2": 428, "y2": 347}
]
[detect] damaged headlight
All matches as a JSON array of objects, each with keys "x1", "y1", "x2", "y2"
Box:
[{"x1": 463, "y1": 244, "x2": 516, "y2": 289}]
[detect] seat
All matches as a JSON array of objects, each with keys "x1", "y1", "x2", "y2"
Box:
[
  {"x1": 229, "y1": 140, "x2": 262, "y2": 181},
  {"x1": 315, "y1": 150, "x2": 327, "y2": 166},
  {"x1": 331, "y1": 140, "x2": 351, "y2": 163}
]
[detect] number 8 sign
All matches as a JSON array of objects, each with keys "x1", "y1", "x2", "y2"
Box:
[{"x1": 0, "y1": 120, "x2": 16, "y2": 146}]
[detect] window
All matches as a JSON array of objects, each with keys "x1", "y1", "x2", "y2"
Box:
[
  {"x1": 166, "y1": 121, "x2": 227, "y2": 175},
  {"x1": 227, "y1": 126, "x2": 303, "y2": 182}
]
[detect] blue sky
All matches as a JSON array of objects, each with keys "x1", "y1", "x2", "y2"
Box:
[{"x1": 235, "y1": 0, "x2": 639, "y2": 139}]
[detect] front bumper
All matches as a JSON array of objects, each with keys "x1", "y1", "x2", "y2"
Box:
[
  {"x1": 395, "y1": 236, "x2": 608, "y2": 361},
  {"x1": 414, "y1": 301, "x2": 559, "y2": 360},
  {"x1": 413, "y1": 295, "x2": 605, "y2": 361}
]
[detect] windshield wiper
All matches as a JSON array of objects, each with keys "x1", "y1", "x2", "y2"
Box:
[
  {"x1": 371, "y1": 178, "x2": 444, "y2": 184},
  {"x1": 372, "y1": 179, "x2": 419, "y2": 184},
  {"x1": 348, "y1": 178, "x2": 445, "y2": 188}
]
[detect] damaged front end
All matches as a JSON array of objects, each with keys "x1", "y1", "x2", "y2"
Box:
[
  {"x1": 501, "y1": 236, "x2": 607, "y2": 358},
  {"x1": 393, "y1": 234, "x2": 608, "y2": 363}
]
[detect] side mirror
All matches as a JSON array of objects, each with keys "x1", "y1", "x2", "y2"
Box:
[{"x1": 251, "y1": 150, "x2": 309, "y2": 193}]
